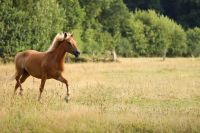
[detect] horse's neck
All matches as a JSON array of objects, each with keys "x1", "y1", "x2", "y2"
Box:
[{"x1": 53, "y1": 43, "x2": 66, "y2": 69}]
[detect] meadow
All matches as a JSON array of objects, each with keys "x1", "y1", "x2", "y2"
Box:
[{"x1": 0, "y1": 58, "x2": 200, "y2": 133}]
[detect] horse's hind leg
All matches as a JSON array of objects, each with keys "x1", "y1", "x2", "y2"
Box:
[
  {"x1": 14, "y1": 72, "x2": 22, "y2": 96},
  {"x1": 14, "y1": 70, "x2": 29, "y2": 96},
  {"x1": 19, "y1": 71, "x2": 30, "y2": 95}
]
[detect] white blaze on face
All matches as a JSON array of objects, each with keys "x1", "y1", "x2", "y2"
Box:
[
  {"x1": 66, "y1": 33, "x2": 78, "y2": 48},
  {"x1": 70, "y1": 38, "x2": 77, "y2": 47}
]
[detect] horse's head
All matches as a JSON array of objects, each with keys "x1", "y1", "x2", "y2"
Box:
[{"x1": 63, "y1": 32, "x2": 80, "y2": 57}]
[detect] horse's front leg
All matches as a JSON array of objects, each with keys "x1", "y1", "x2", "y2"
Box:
[
  {"x1": 38, "y1": 75, "x2": 47, "y2": 101},
  {"x1": 56, "y1": 75, "x2": 69, "y2": 102}
]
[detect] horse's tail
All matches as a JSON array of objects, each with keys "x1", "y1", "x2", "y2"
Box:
[{"x1": 10, "y1": 53, "x2": 21, "y2": 81}]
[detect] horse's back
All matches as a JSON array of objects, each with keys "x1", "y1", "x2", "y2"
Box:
[
  {"x1": 15, "y1": 50, "x2": 44, "y2": 70},
  {"x1": 14, "y1": 51, "x2": 29, "y2": 68},
  {"x1": 15, "y1": 50, "x2": 38, "y2": 63}
]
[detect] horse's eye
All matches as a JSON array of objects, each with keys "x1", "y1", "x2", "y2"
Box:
[{"x1": 68, "y1": 42, "x2": 72, "y2": 46}]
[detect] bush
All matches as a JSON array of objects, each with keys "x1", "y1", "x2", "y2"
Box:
[
  {"x1": 168, "y1": 24, "x2": 187, "y2": 56},
  {"x1": 0, "y1": 0, "x2": 65, "y2": 59},
  {"x1": 133, "y1": 10, "x2": 187, "y2": 57},
  {"x1": 0, "y1": 1, "x2": 30, "y2": 57},
  {"x1": 29, "y1": 0, "x2": 65, "y2": 51},
  {"x1": 0, "y1": 0, "x2": 197, "y2": 61},
  {"x1": 186, "y1": 27, "x2": 200, "y2": 57},
  {"x1": 116, "y1": 38, "x2": 134, "y2": 57}
]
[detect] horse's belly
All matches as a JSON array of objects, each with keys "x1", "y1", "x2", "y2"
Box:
[
  {"x1": 25, "y1": 62, "x2": 60, "y2": 79},
  {"x1": 25, "y1": 67, "x2": 43, "y2": 79},
  {"x1": 22, "y1": 52, "x2": 61, "y2": 79},
  {"x1": 24, "y1": 57, "x2": 44, "y2": 79}
]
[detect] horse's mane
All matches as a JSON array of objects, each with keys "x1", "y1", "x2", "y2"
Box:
[{"x1": 47, "y1": 33, "x2": 65, "y2": 52}]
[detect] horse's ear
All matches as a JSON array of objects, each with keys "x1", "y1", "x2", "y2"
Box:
[{"x1": 71, "y1": 32, "x2": 73, "y2": 37}]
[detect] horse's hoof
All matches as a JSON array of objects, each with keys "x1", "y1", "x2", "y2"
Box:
[
  {"x1": 64, "y1": 96, "x2": 70, "y2": 103},
  {"x1": 19, "y1": 92, "x2": 23, "y2": 96}
]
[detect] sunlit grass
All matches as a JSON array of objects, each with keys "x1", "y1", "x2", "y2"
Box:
[{"x1": 0, "y1": 58, "x2": 200, "y2": 132}]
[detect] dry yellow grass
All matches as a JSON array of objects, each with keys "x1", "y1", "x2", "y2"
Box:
[{"x1": 0, "y1": 58, "x2": 200, "y2": 132}]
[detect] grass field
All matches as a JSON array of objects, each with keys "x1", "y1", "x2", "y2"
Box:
[{"x1": 0, "y1": 58, "x2": 200, "y2": 133}]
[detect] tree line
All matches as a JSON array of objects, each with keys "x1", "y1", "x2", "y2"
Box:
[
  {"x1": 124, "y1": 0, "x2": 200, "y2": 28},
  {"x1": 0, "y1": 0, "x2": 200, "y2": 62}
]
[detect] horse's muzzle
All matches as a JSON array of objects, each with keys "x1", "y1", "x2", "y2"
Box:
[{"x1": 74, "y1": 51, "x2": 80, "y2": 57}]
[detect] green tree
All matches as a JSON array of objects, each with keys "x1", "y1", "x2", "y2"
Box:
[
  {"x1": 99, "y1": 0, "x2": 131, "y2": 59},
  {"x1": 12, "y1": 0, "x2": 37, "y2": 13},
  {"x1": 58, "y1": 0, "x2": 85, "y2": 31},
  {"x1": 123, "y1": 14, "x2": 147, "y2": 56},
  {"x1": 0, "y1": 1, "x2": 30, "y2": 59},
  {"x1": 168, "y1": 24, "x2": 187, "y2": 56},
  {"x1": 100, "y1": 0, "x2": 130, "y2": 35},
  {"x1": 79, "y1": 0, "x2": 116, "y2": 58},
  {"x1": 29, "y1": 0, "x2": 65, "y2": 51},
  {"x1": 116, "y1": 37, "x2": 133, "y2": 57},
  {"x1": 134, "y1": 10, "x2": 169, "y2": 56},
  {"x1": 81, "y1": 29, "x2": 113, "y2": 57},
  {"x1": 133, "y1": 10, "x2": 186, "y2": 57},
  {"x1": 186, "y1": 27, "x2": 200, "y2": 57},
  {"x1": 124, "y1": 0, "x2": 162, "y2": 11},
  {"x1": 125, "y1": 0, "x2": 200, "y2": 28},
  {"x1": 79, "y1": 0, "x2": 109, "y2": 30},
  {"x1": 81, "y1": 29, "x2": 98, "y2": 55}
]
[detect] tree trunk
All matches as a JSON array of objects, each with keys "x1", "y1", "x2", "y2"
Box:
[
  {"x1": 111, "y1": 49, "x2": 117, "y2": 62},
  {"x1": 162, "y1": 49, "x2": 167, "y2": 61},
  {"x1": 92, "y1": 52, "x2": 95, "y2": 62}
]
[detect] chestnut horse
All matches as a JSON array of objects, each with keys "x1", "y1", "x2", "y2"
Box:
[{"x1": 14, "y1": 32, "x2": 80, "y2": 102}]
